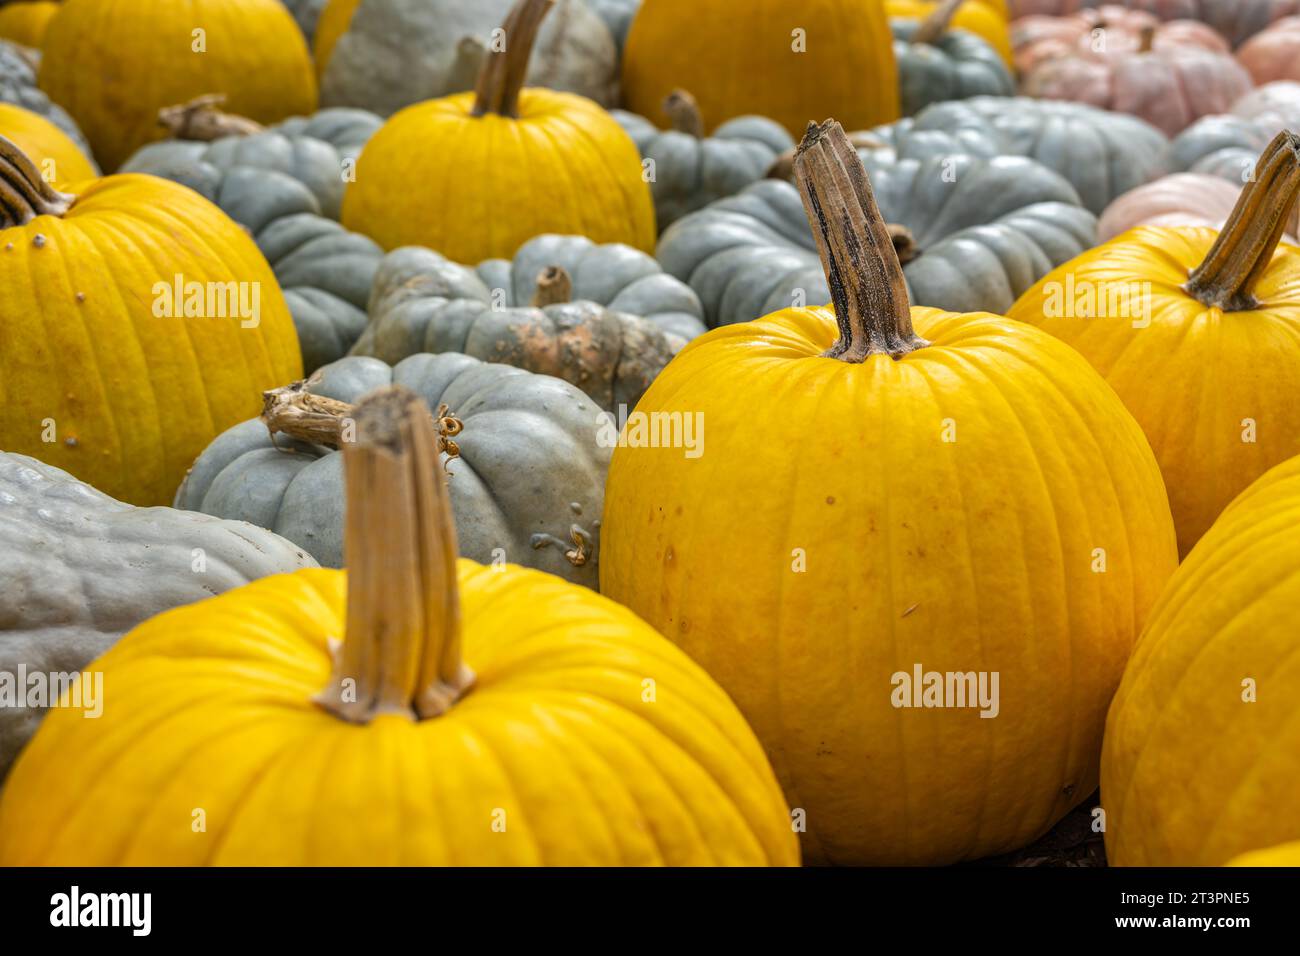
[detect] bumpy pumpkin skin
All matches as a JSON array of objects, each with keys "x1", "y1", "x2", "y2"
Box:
[
  {"x1": 0, "y1": 102, "x2": 97, "y2": 185},
  {"x1": 1102, "y1": 455, "x2": 1300, "y2": 866},
  {"x1": 892, "y1": 18, "x2": 1015, "y2": 116},
  {"x1": 600, "y1": 306, "x2": 1178, "y2": 865},
  {"x1": 0, "y1": 563, "x2": 799, "y2": 866},
  {"x1": 0, "y1": 1, "x2": 59, "y2": 49},
  {"x1": 0, "y1": 173, "x2": 303, "y2": 506},
  {"x1": 353, "y1": 241, "x2": 703, "y2": 410},
  {"x1": 0, "y1": 451, "x2": 317, "y2": 781},
  {"x1": 1007, "y1": 227, "x2": 1300, "y2": 556},
  {"x1": 38, "y1": 0, "x2": 317, "y2": 170},
  {"x1": 659, "y1": 155, "x2": 1096, "y2": 327},
  {"x1": 612, "y1": 109, "x2": 795, "y2": 230},
  {"x1": 343, "y1": 89, "x2": 655, "y2": 263},
  {"x1": 621, "y1": 0, "x2": 900, "y2": 138},
  {"x1": 176, "y1": 353, "x2": 611, "y2": 588},
  {"x1": 1009, "y1": 0, "x2": 1298, "y2": 47},
  {"x1": 869, "y1": 96, "x2": 1171, "y2": 216}
]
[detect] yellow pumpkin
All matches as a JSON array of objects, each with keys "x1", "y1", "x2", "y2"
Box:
[
  {"x1": 599, "y1": 121, "x2": 1179, "y2": 866},
  {"x1": 312, "y1": 0, "x2": 361, "y2": 79},
  {"x1": 886, "y1": 0, "x2": 1014, "y2": 67},
  {"x1": 0, "y1": 386, "x2": 799, "y2": 866},
  {"x1": 0, "y1": 102, "x2": 96, "y2": 186},
  {"x1": 1228, "y1": 842, "x2": 1300, "y2": 866},
  {"x1": 1102, "y1": 453, "x2": 1300, "y2": 867},
  {"x1": 1008, "y1": 131, "x2": 1300, "y2": 557},
  {"x1": 38, "y1": 0, "x2": 317, "y2": 170},
  {"x1": 0, "y1": 134, "x2": 302, "y2": 506},
  {"x1": 621, "y1": 0, "x2": 900, "y2": 138},
  {"x1": 342, "y1": 0, "x2": 654, "y2": 263},
  {"x1": 0, "y1": 0, "x2": 59, "y2": 49}
]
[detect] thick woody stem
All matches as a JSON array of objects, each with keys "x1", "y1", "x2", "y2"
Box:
[
  {"x1": 664, "y1": 89, "x2": 705, "y2": 137},
  {"x1": 1184, "y1": 131, "x2": 1300, "y2": 312},
  {"x1": 261, "y1": 378, "x2": 463, "y2": 463},
  {"x1": 767, "y1": 130, "x2": 887, "y2": 182},
  {"x1": 912, "y1": 0, "x2": 964, "y2": 46},
  {"x1": 0, "y1": 134, "x2": 74, "y2": 228},
  {"x1": 158, "y1": 94, "x2": 264, "y2": 141},
  {"x1": 447, "y1": 35, "x2": 489, "y2": 93},
  {"x1": 315, "y1": 387, "x2": 474, "y2": 723},
  {"x1": 793, "y1": 120, "x2": 925, "y2": 361},
  {"x1": 471, "y1": 0, "x2": 555, "y2": 119},
  {"x1": 1138, "y1": 23, "x2": 1156, "y2": 53},
  {"x1": 531, "y1": 265, "x2": 572, "y2": 307}
]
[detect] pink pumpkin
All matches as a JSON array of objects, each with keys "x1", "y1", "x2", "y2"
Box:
[
  {"x1": 1014, "y1": 7, "x2": 1227, "y2": 74},
  {"x1": 1010, "y1": 2, "x2": 1300, "y2": 47},
  {"x1": 1098, "y1": 172, "x2": 1254, "y2": 240},
  {"x1": 1021, "y1": 26, "x2": 1254, "y2": 135},
  {"x1": 1237, "y1": 17, "x2": 1300, "y2": 84}
]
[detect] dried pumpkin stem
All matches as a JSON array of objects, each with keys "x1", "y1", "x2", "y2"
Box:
[
  {"x1": 471, "y1": 0, "x2": 555, "y2": 119},
  {"x1": 794, "y1": 120, "x2": 926, "y2": 361},
  {"x1": 531, "y1": 265, "x2": 572, "y2": 306},
  {"x1": 912, "y1": 0, "x2": 964, "y2": 46},
  {"x1": 157, "y1": 94, "x2": 264, "y2": 141},
  {"x1": 0, "y1": 134, "x2": 74, "y2": 228},
  {"x1": 315, "y1": 386, "x2": 474, "y2": 723},
  {"x1": 447, "y1": 35, "x2": 489, "y2": 93},
  {"x1": 262, "y1": 377, "x2": 464, "y2": 461},
  {"x1": 767, "y1": 129, "x2": 887, "y2": 182},
  {"x1": 1137, "y1": 24, "x2": 1156, "y2": 53},
  {"x1": 664, "y1": 89, "x2": 705, "y2": 138},
  {"x1": 1184, "y1": 131, "x2": 1300, "y2": 312}
]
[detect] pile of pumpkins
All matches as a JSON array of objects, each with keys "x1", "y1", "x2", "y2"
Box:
[{"x1": 0, "y1": 0, "x2": 1297, "y2": 868}]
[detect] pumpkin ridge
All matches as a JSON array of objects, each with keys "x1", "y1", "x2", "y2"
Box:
[
  {"x1": 1106, "y1": 559, "x2": 1300, "y2": 852},
  {"x1": 1185, "y1": 624, "x2": 1300, "y2": 863},
  {"x1": 202, "y1": 718, "x2": 355, "y2": 867},
  {"x1": 898, "y1": 343, "x2": 997, "y2": 862},
  {"x1": 1106, "y1": 558, "x2": 1300, "y2": 864},
  {"x1": 953, "y1": 340, "x2": 1104, "y2": 840},
  {"x1": 84, "y1": 208, "x2": 224, "y2": 497},
  {"x1": 51, "y1": 220, "x2": 151, "y2": 499},
  {"x1": 543, "y1": 99, "x2": 654, "y2": 249},
  {"x1": 26, "y1": 218, "x2": 151, "y2": 500},
  {"x1": 906, "y1": 338, "x2": 1048, "y2": 858},
  {"x1": 528, "y1": 695, "x2": 743, "y2": 865}
]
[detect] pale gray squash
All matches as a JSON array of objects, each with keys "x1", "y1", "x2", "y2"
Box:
[
  {"x1": 866, "y1": 96, "x2": 1171, "y2": 214},
  {"x1": 175, "y1": 353, "x2": 612, "y2": 589},
  {"x1": 1008, "y1": 0, "x2": 1297, "y2": 48},
  {"x1": 137, "y1": 162, "x2": 383, "y2": 372},
  {"x1": 120, "y1": 107, "x2": 382, "y2": 220},
  {"x1": 613, "y1": 90, "x2": 794, "y2": 229},
  {"x1": 352, "y1": 239, "x2": 700, "y2": 410},
  {"x1": 1170, "y1": 113, "x2": 1274, "y2": 182},
  {"x1": 659, "y1": 153, "x2": 1097, "y2": 327},
  {"x1": 892, "y1": 0, "x2": 1014, "y2": 116},
  {"x1": 0, "y1": 451, "x2": 317, "y2": 780},
  {"x1": 280, "y1": 0, "x2": 330, "y2": 41},
  {"x1": 586, "y1": 0, "x2": 640, "y2": 52},
  {"x1": 320, "y1": 0, "x2": 619, "y2": 115},
  {"x1": 0, "y1": 40, "x2": 91, "y2": 153}
]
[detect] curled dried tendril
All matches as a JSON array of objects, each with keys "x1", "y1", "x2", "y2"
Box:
[{"x1": 530, "y1": 524, "x2": 593, "y2": 567}]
